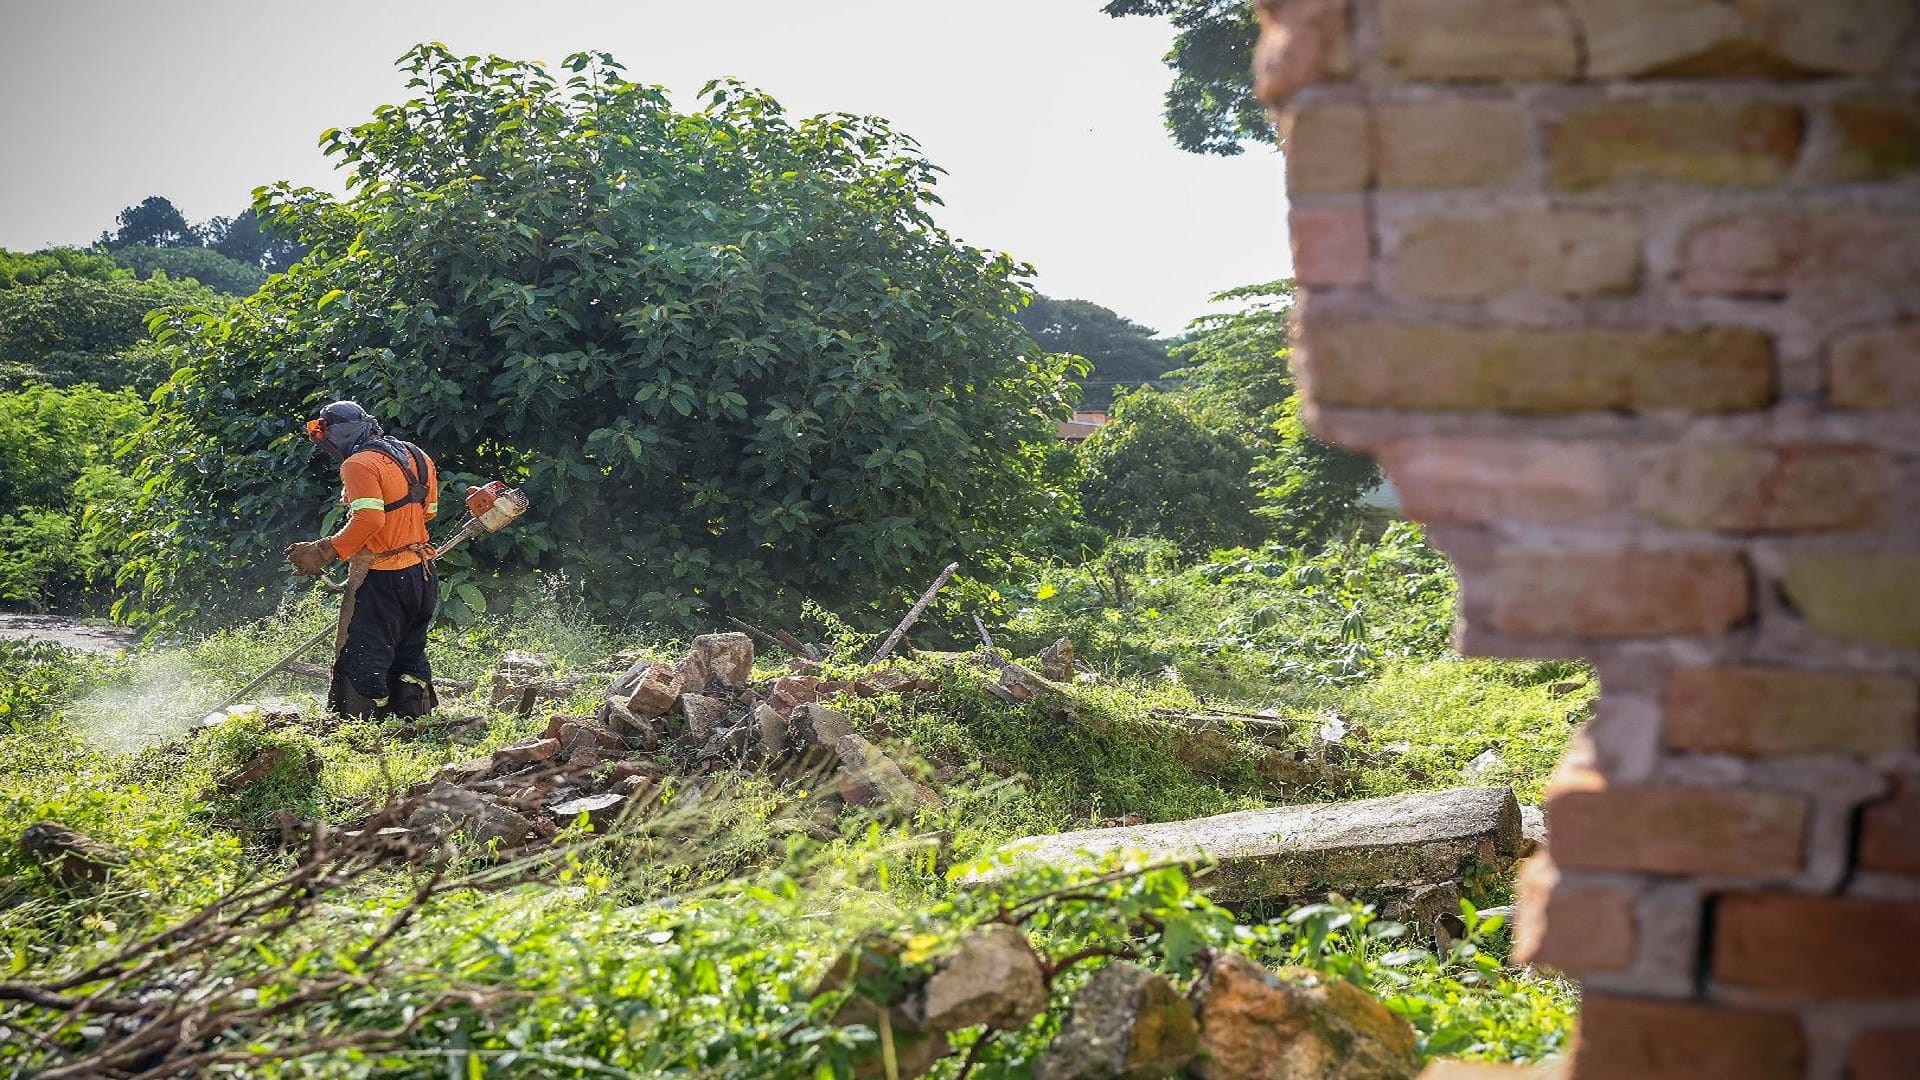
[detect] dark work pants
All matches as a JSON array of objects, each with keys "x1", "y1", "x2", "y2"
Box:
[{"x1": 328, "y1": 563, "x2": 439, "y2": 720}]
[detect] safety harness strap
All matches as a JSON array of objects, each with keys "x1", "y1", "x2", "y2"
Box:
[{"x1": 356, "y1": 439, "x2": 433, "y2": 513}]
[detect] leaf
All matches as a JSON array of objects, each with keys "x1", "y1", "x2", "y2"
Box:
[{"x1": 455, "y1": 583, "x2": 487, "y2": 613}]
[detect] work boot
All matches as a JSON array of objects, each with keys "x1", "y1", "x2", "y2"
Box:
[
  {"x1": 388, "y1": 672, "x2": 439, "y2": 719},
  {"x1": 328, "y1": 670, "x2": 390, "y2": 721}
]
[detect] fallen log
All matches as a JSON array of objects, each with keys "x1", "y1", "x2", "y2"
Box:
[
  {"x1": 980, "y1": 786, "x2": 1523, "y2": 904},
  {"x1": 870, "y1": 562, "x2": 959, "y2": 664}
]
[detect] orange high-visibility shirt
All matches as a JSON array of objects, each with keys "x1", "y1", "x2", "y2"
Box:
[{"x1": 328, "y1": 445, "x2": 439, "y2": 570}]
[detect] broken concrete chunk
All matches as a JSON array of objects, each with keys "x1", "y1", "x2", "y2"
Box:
[
  {"x1": 989, "y1": 787, "x2": 1523, "y2": 903},
  {"x1": 998, "y1": 662, "x2": 1052, "y2": 702},
  {"x1": 405, "y1": 783, "x2": 532, "y2": 851},
  {"x1": 556, "y1": 720, "x2": 625, "y2": 769},
  {"x1": 753, "y1": 703, "x2": 789, "y2": 759},
  {"x1": 489, "y1": 651, "x2": 550, "y2": 711},
  {"x1": 1194, "y1": 954, "x2": 1419, "y2": 1080},
  {"x1": 548, "y1": 792, "x2": 626, "y2": 831},
  {"x1": 20, "y1": 821, "x2": 123, "y2": 887},
  {"x1": 1035, "y1": 961, "x2": 1198, "y2": 1080},
  {"x1": 1038, "y1": 636, "x2": 1075, "y2": 682},
  {"x1": 495, "y1": 737, "x2": 560, "y2": 766},
  {"x1": 767, "y1": 674, "x2": 822, "y2": 716},
  {"x1": 1518, "y1": 803, "x2": 1546, "y2": 859},
  {"x1": 680, "y1": 693, "x2": 733, "y2": 742},
  {"x1": 865, "y1": 668, "x2": 939, "y2": 695},
  {"x1": 815, "y1": 935, "x2": 953, "y2": 1079},
  {"x1": 921, "y1": 924, "x2": 1049, "y2": 1033},
  {"x1": 1462, "y1": 747, "x2": 1504, "y2": 782},
  {"x1": 679, "y1": 632, "x2": 754, "y2": 693},
  {"x1": 620, "y1": 662, "x2": 685, "y2": 721},
  {"x1": 833, "y1": 734, "x2": 920, "y2": 811},
  {"x1": 789, "y1": 703, "x2": 853, "y2": 751}
]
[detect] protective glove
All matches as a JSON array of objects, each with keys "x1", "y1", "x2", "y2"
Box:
[{"x1": 285, "y1": 539, "x2": 339, "y2": 577}]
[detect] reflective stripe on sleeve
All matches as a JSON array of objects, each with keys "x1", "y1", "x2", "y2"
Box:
[
  {"x1": 347, "y1": 497, "x2": 386, "y2": 512},
  {"x1": 426, "y1": 502, "x2": 439, "y2": 513}
]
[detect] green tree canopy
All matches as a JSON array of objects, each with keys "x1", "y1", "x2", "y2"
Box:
[
  {"x1": 0, "y1": 270, "x2": 215, "y2": 391},
  {"x1": 202, "y1": 208, "x2": 309, "y2": 272},
  {"x1": 0, "y1": 248, "x2": 128, "y2": 290},
  {"x1": 100, "y1": 195, "x2": 197, "y2": 249},
  {"x1": 1077, "y1": 386, "x2": 1264, "y2": 553},
  {"x1": 1104, "y1": 0, "x2": 1269, "y2": 156},
  {"x1": 122, "y1": 45, "x2": 1076, "y2": 629},
  {"x1": 1013, "y1": 295, "x2": 1173, "y2": 407},
  {"x1": 108, "y1": 245, "x2": 268, "y2": 296}
]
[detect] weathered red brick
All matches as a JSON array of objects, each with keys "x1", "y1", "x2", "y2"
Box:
[
  {"x1": 1379, "y1": 439, "x2": 1609, "y2": 524},
  {"x1": 1859, "y1": 778, "x2": 1920, "y2": 875},
  {"x1": 1633, "y1": 443, "x2": 1889, "y2": 532},
  {"x1": 1714, "y1": 892, "x2": 1920, "y2": 998},
  {"x1": 1301, "y1": 322, "x2": 1774, "y2": 413},
  {"x1": 1253, "y1": 0, "x2": 1350, "y2": 106},
  {"x1": 1830, "y1": 322, "x2": 1920, "y2": 409},
  {"x1": 1549, "y1": 786, "x2": 1804, "y2": 877},
  {"x1": 1820, "y1": 94, "x2": 1920, "y2": 182},
  {"x1": 1850, "y1": 1027, "x2": 1920, "y2": 1080},
  {"x1": 1779, "y1": 555, "x2": 1920, "y2": 651},
  {"x1": 1681, "y1": 212, "x2": 1920, "y2": 295},
  {"x1": 1375, "y1": 101, "x2": 1528, "y2": 190},
  {"x1": 1379, "y1": 0, "x2": 1578, "y2": 81},
  {"x1": 1664, "y1": 667, "x2": 1919, "y2": 757},
  {"x1": 1282, "y1": 103, "x2": 1372, "y2": 195},
  {"x1": 1550, "y1": 101, "x2": 1803, "y2": 191},
  {"x1": 1512, "y1": 853, "x2": 1635, "y2": 974},
  {"x1": 1290, "y1": 204, "x2": 1370, "y2": 287},
  {"x1": 1387, "y1": 210, "x2": 1641, "y2": 299},
  {"x1": 1569, "y1": 994, "x2": 1805, "y2": 1080},
  {"x1": 1487, "y1": 551, "x2": 1751, "y2": 639},
  {"x1": 1570, "y1": 0, "x2": 1913, "y2": 78}
]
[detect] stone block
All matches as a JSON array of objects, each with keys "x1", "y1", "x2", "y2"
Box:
[
  {"x1": 1254, "y1": 0, "x2": 1350, "y2": 105},
  {"x1": 1851, "y1": 1027, "x2": 1920, "y2": 1080},
  {"x1": 1570, "y1": 995, "x2": 1805, "y2": 1080},
  {"x1": 1548, "y1": 786, "x2": 1805, "y2": 877},
  {"x1": 1379, "y1": 439, "x2": 1609, "y2": 524},
  {"x1": 1283, "y1": 103, "x2": 1373, "y2": 194},
  {"x1": 1680, "y1": 212, "x2": 1920, "y2": 295},
  {"x1": 1301, "y1": 322, "x2": 1775, "y2": 413},
  {"x1": 1194, "y1": 953, "x2": 1420, "y2": 1080},
  {"x1": 1713, "y1": 892, "x2": 1920, "y2": 998},
  {"x1": 921, "y1": 924, "x2": 1048, "y2": 1032},
  {"x1": 1571, "y1": 0, "x2": 1913, "y2": 77},
  {"x1": 1549, "y1": 101, "x2": 1802, "y2": 190},
  {"x1": 1858, "y1": 778, "x2": 1920, "y2": 874},
  {"x1": 1035, "y1": 961, "x2": 1198, "y2": 1080},
  {"x1": 1387, "y1": 210, "x2": 1641, "y2": 299},
  {"x1": 1486, "y1": 551, "x2": 1751, "y2": 638},
  {"x1": 1664, "y1": 667, "x2": 1918, "y2": 757},
  {"x1": 1633, "y1": 443, "x2": 1888, "y2": 532},
  {"x1": 1375, "y1": 101, "x2": 1528, "y2": 189},
  {"x1": 679, "y1": 632, "x2": 754, "y2": 693},
  {"x1": 1820, "y1": 94, "x2": 1920, "y2": 182},
  {"x1": 1511, "y1": 853, "x2": 1635, "y2": 974},
  {"x1": 1379, "y1": 0, "x2": 1577, "y2": 81},
  {"x1": 1291, "y1": 203, "x2": 1371, "y2": 286},
  {"x1": 1780, "y1": 554, "x2": 1920, "y2": 651},
  {"x1": 989, "y1": 786, "x2": 1521, "y2": 902},
  {"x1": 1830, "y1": 322, "x2": 1920, "y2": 408}
]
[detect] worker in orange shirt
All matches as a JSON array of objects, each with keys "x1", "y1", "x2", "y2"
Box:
[{"x1": 284, "y1": 401, "x2": 441, "y2": 719}]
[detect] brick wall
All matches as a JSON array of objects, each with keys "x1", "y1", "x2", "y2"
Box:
[{"x1": 1253, "y1": 2, "x2": 1920, "y2": 1076}]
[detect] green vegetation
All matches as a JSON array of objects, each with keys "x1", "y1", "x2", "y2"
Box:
[
  {"x1": 122, "y1": 45, "x2": 1079, "y2": 632},
  {"x1": 0, "y1": 384, "x2": 146, "y2": 611},
  {"x1": 1103, "y1": 0, "x2": 1267, "y2": 156},
  {"x1": 1013, "y1": 294, "x2": 1176, "y2": 407},
  {"x1": 0, "y1": 549, "x2": 1578, "y2": 1073}
]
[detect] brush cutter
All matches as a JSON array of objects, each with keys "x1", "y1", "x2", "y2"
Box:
[{"x1": 205, "y1": 483, "x2": 532, "y2": 720}]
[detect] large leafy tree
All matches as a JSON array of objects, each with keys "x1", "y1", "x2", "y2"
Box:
[
  {"x1": 1013, "y1": 295, "x2": 1172, "y2": 408},
  {"x1": 202, "y1": 209, "x2": 310, "y2": 273},
  {"x1": 1078, "y1": 387, "x2": 1264, "y2": 552},
  {"x1": 1104, "y1": 0, "x2": 1269, "y2": 156},
  {"x1": 122, "y1": 46, "x2": 1075, "y2": 629},
  {"x1": 107, "y1": 246, "x2": 267, "y2": 296},
  {"x1": 99, "y1": 196, "x2": 197, "y2": 249}
]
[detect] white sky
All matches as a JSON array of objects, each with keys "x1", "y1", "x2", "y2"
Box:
[{"x1": 0, "y1": 0, "x2": 1289, "y2": 334}]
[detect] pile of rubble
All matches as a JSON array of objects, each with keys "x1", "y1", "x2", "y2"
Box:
[
  {"x1": 369, "y1": 632, "x2": 940, "y2": 855},
  {"x1": 815, "y1": 922, "x2": 1424, "y2": 1080}
]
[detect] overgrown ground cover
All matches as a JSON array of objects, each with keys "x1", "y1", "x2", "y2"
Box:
[{"x1": 0, "y1": 526, "x2": 1583, "y2": 1076}]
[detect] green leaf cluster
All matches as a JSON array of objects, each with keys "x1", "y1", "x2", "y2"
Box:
[{"x1": 122, "y1": 45, "x2": 1077, "y2": 631}]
